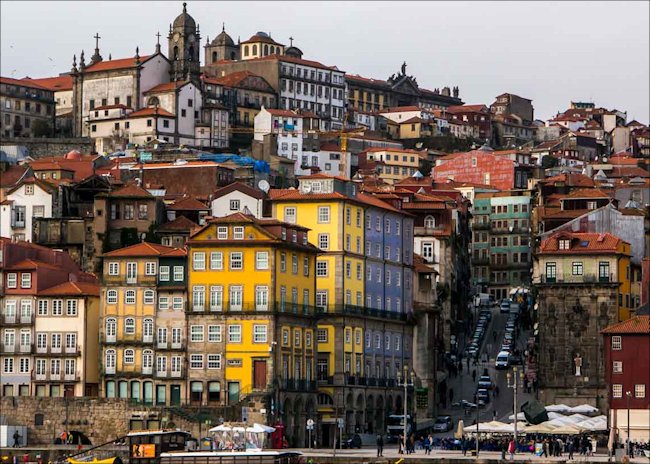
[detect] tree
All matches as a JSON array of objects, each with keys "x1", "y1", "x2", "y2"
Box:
[
  {"x1": 31, "y1": 120, "x2": 51, "y2": 138},
  {"x1": 541, "y1": 155, "x2": 559, "y2": 169}
]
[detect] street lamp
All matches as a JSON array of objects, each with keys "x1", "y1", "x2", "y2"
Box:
[
  {"x1": 626, "y1": 391, "x2": 632, "y2": 457},
  {"x1": 506, "y1": 367, "x2": 524, "y2": 455},
  {"x1": 396, "y1": 366, "x2": 415, "y2": 453}
]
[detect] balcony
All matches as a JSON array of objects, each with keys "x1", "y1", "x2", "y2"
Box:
[
  {"x1": 142, "y1": 366, "x2": 153, "y2": 375},
  {"x1": 472, "y1": 256, "x2": 490, "y2": 265},
  {"x1": 35, "y1": 345, "x2": 81, "y2": 356},
  {"x1": 156, "y1": 370, "x2": 168, "y2": 378},
  {"x1": 415, "y1": 225, "x2": 448, "y2": 236},
  {"x1": 170, "y1": 369, "x2": 183, "y2": 378},
  {"x1": 32, "y1": 371, "x2": 74, "y2": 382},
  {"x1": 63, "y1": 372, "x2": 81, "y2": 382},
  {"x1": 1, "y1": 343, "x2": 33, "y2": 354},
  {"x1": 105, "y1": 334, "x2": 117, "y2": 343},
  {"x1": 2, "y1": 314, "x2": 35, "y2": 325},
  {"x1": 535, "y1": 274, "x2": 616, "y2": 285},
  {"x1": 472, "y1": 221, "x2": 490, "y2": 230},
  {"x1": 105, "y1": 366, "x2": 116, "y2": 375}
]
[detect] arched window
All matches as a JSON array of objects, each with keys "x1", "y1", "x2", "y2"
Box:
[
  {"x1": 424, "y1": 215, "x2": 436, "y2": 228},
  {"x1": 143, "y1": 290, "x2": 155, "y2": 305},
  {"x1": 317, "y1": 393, "x2": 333, "y2": 405},
  {"x1": 244, "y1": 45, "x2": 249, "y2": 57},
  {"x1": 252, "y1": 45, "x2": 257, "y2": 56},
  {"x1": 106, "y1": 290, "x2": 118, "y2": 304},
  {"x1": 173, "y1": 46, "x2": 179, "y2": 60},
  {"x1": 212, "y1": 51, "x2": 218, "y2": 62},
  {"x1": 125, "y1": 290, "x2": 136, "y2": 305},
  {"x1": 124, "y1": 317, "x2": 135, "y2": 335},
  {"x1": 188, "y1": 46, "x2": 195, "y2": 61},
  {"x1": 105, "y1": 318, "x2": 116, "y2": 339},
  {"x1": 147, "y1": 96, "x2": 160, "y2": 107},
  {"x1": 263, "y1": 44, "x2": 269, "y2": 56},
  {"x1": 130, "y1": 380, "x2": 140, "y2": 400},
  {"x1": 142, "y1": 350, "x2": 153, "y2": 372},
  {"x1": 105, "y1": 380, "x2": 116, "y2": 398},
  {"x1": 105, "y1": 349, "x2": 116, "y2": 370},
  {"x1": 124, "y1": 349, "x2": 135, "y2": 364},
  {"x1": 230, "y1": 51, "x2": 236, "y2": 60},
  {"x1": 208, "y1": 381, "x2": 221, "y2": 402},
  {"x1": 143, "y1": 318, "x2": 153, "y2": 342}
]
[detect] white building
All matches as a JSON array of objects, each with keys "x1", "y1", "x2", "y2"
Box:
[
  {"x1": 254, "y1": 107, "x2": 304, "y2": 161},
  {"x1": 379, "y1": 106, "x2": 434, "y2": 124},
  {"x1": 297, "y1": 143, "x2": 351, "y2": 178},
  {"x1": 0, "y1": 178, "x2": 57, "y2": 242},
  {"x1": 210, "y1": 182, "x2": 265, "y2": 218}
]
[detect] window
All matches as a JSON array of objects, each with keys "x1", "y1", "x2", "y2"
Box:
[
  {"x1": 611, "y1": 336, "x2": 622, "y2": 350},
  {"x1": 345, "y1": 328, "x2": 351, "y2": 344},
  {"x1": 613, "y1": 361, "x2": 623, "y2": 373},
  {"x1": 635, "y1": 384, "x2": 646, "y2": 398},
  {"x1": 159, "y1": 266, "x2": 170, "y2": 281},
  {"x1": 230, "y1": 252, "x2": 243, "y2": 270},
  {"x1": 284, "y1": 207, "x2": 296, "y2": 224},
  {"x1": 292, "y1": 254, "x2": 298, "y2": 274},
  {"x1": 192, "y1": 286, "x2": 206, "y2": 311},
  {"x1": 66, "y1": 300, "x2": 77, "y2": 316},
  {"x1": 208, "y1": 325, "x2": 222, "y2": 342},
  {"x1": 229, "y1": 286, "x2": 243, "y2": 311},
  {"x1": 190, "y1": 354, "x2": 203, "y2": 369},
  {"x1": 209, "y1": 286, "x2": 223, "y2": 311},
  {"x1": 316, "y1": 291, "x2": 328, "y2": 311},
  {"x1": 345, "y1": 262, "x2": 351, "y2": 278},
  {"x1": 158, "y1": 296, "x2": 169, "y2": 310},
  {"x1": 173, "y1": 266, "x2": 183, "y2": 281},
  {"x1": 545, "y1": 262, "x2": 557, "y2": 280},
  {"x1": 317, "y1": 329, "x2": 328, "y2": 343},
  {"x1": 422, "y1": 243, "x2": 433, "y2": 262},
  {"x1": 7, "y1": 273, "x2": 17, "y2": 288},
  {"x1": 21, "y1": 273, "x2": 31, "y2": 289},
  {"x1": 316, "y1": 260, "x2": 328, "y2": 277},
  {"x1": 228, "y1": 325, "x2": 242, "y2": 343},
  {"x1": 318, "y1": 206, "x2": 330, "y2": 223},
  {"x1": 255, "y1": 286, "x2": 269, "y2": 311},
  {"x1": 572, "y1": 262, "x2": 583, "y2": 276},
  {"x1": 559, "y1": 239, "x2": 571, "y2": 250},
  {"x1": 233, "y1": 226, "x2": 244, "y2": 239},
  {"x1": 190, "y1": 326, "x2": 204, "y2": 342},
  {"x1": 207, "y1": 354, "x2": 222, "y2": 369},
  {"x1": 318, "y1": 234, "x2": 329, "y2": 250},
  {"x1": 256, "y1": 252, "x2": 269, "y2": 270},
  {"x1": 145, "y1": 262, "x2": 156, "y2": 275},
  {"x1": 125, "y1": 290, "x2": 136, "y2": 305},
  {"x1": 52, "y1": 300, "x2": 62, "y2": 316},
  {"x1": 38, "y1": 300, "x2": 48, "y2": 315},
  {"x1": 124, "y1": 349, "x2": 135, "y2": 364},
  {"x1": 253, "y1": 325, "x2": 268, "y2": 343},
  {"x1": 210, "y1": 252, "x2": 223, "y2": 270},
  {"x1": 612, "y1": 384, "x2": 623, "y2": 398},
  {"x1": 303, "y1": 257, "x2": 310, "y2": 277},
  {"x1": 193, "y1": 252, "x2": 206, "y2": 270},
  {"x1": 143, "y1": 290, "x2": 155, "y2": 305},
  {"x1": 124, "y1": 318, "x2": 135, "y2": 335}
]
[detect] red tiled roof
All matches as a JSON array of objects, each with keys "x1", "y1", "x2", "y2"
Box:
[
  {"x1": 5, "y1": 259, "x2": 62, "y2": 271},
  {"x1": 6, "y1": 177, "x2": 57, "y2": 195},
  {"x1": 268, "y1": 189, "x2": 350, "y2": 202},
  {"x1": 380, "y1": 106, "x2": 421, "y2": 114},
  {"x1": 203, "y1": 71, "x2": 273, "y2": 92},
  {"x1": 0, "y1": 165, "x2": 31, "y2": 188},
  {"x1": 345, "y1": 74, "x2": 390, "y2": 88},
  {"x1": 319, "y1": 142, "x2": 343, "y2": 152},
  {"x1": 539, "y1": 232, "x2": 627, "y2": 254},
  {"x1": 225, "y1": 54, "x2": 340, "y2": 71},
  {"x1": 128, "y1": 107, "x2": 175, "y2": 118},
  {"x1": 541, "y1": 172, "x2": 595, "y2": 188},
  {"x1": 212, "y1": 182, "x2": 265, "y2": 200},
  {"x1": 168, "y1": 197, "x2": 209, "y2": 211},
  {"x1": 356, "y1": 192, "x2": 402, "y2": 213},
  {"x1": 609, "y1": 166, "x2": 650, "y2": 178},
  {"x1": 601, "y1": 315, "x2": 650, "y2": 334},
  {"x1": 143, "y1": 81, "x2": 189, "y2": 95},
  {"x1": 38, "y1": 281, "x2": 99, "y2": 297},
  {"x1": 364, "y1": 147, "x2": 423, "y2": 155},
  {"x1": 559, "y1": 188, "x2": 612, "y2": 200},
  {"x1": 102, "y1": 242, "x2": 186, "y2": 257},
  {"x1": 0, "y1": 76, "x2": 51, "y2": 91},
  {"x1": 265, "y1": 108, "x2": 299, "y2": 117},
  {"x1": 157, "y1": 215, "x2": 198, "y2": 232},
  {"x1": 84, "y1": 55, "x2": 153, "y2": 72},
  {"x1": 21, "y1": 75, "x2": 73, "y2": 91},
  {"x1": 445, "y1": 104, "x2": 489, "y2": 114},
  {"x1": 93, "y1": 104, "x2": 131, "y2": 111}
]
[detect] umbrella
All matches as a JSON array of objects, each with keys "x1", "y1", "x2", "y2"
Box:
[
  {"x1": 455, "y1": 419, "x2": 465, "y2": 439},
  {"x1": 552, "y1": 424, "x2": 584, "y2": 435},
  {"x1": 607, "y1": 424, "x2": 616, "y2": 451},
  {"x1": 232, "y1": 426, "x2": 246, "y2": 433},
  {"x1": 508, "y1": 412, "x2": 527, "y2": 421},
  {"x1": 547, "y1": 417, "x2": 577, "y2": 427},
  {"x1": 209, "y1": 424, "x2": 232, "y2": 433},
  {"x1": 566, "y1": 414, "x2": 590, "y2": 424},
  {"x1": 524, "y1": 423, "x2": 557, "y2": 434},
  {"x1": 546, "y1": 404, "x2": 571, "y2": 413},
  {"x1": 253, "y1": 423, "x2": 275, "y2": 433},
  {"x1": 568, "y1": 404, "x2": 599, "y2": 415},
  {"x1": 495, "y1": 422, "x2": 527, "y2": 433}
]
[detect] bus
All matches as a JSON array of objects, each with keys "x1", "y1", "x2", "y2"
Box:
[
  {"x1": 127, "y1": 430, "x2": 192, "y2": 464},
  {"x1": 159, "y1": 451, "x2": 303, "y2": 464}
]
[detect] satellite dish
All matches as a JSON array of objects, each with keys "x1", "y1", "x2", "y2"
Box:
[
  {"x1": 415, "y1": 142, "x2": 424, "y2": 149},
  {"x1": 602, "y1": 157, "x2": 608, "y2": 163},
  {"x1": 302, "y1": 183, "x2": 312, "y2": 193},
  {"x1": 258, "y1": 180, "x2": 270, "y2": 194}
]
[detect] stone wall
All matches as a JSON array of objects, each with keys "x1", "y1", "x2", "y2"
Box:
[
  {"x1": 0, "y1": 137, "x2": 94, "y2": 158},
  {"x1": 0, "y1": 397, "x2": 265, "y2": 446}
]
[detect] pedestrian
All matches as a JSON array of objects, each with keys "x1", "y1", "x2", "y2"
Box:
[
  {"x1": 542, "y1": 438, "x2": 549, "y2": 457},
  {"x1": 409, "y1": 434, "x2": 416, "y2": 454},
  {"x1": 472, "y1": 369, "x2": 476, "y2": 383},
  {"x1": 461, "y1": 437, "x2": 467, "y2": 456},
  {"x1": 12, "y1": 430, "x2": 21, "y2": 448},
  {"x1": 449, "y1": 388, "x2": 454, "y2": 403},
  {"x1": 501, "y1": 439, "x2": 507, "y2": 460},
  {"x1": 376, "y1": 434, "x2": 383, "y2": 457},
  {"x1": 398, "y1": 434, "x2": 404, "y2": 454},
  {"x1": 492, "y1": 409, "x2": 497, "y2": 420},
  {"x1": 426, "y1": 434, "x2": 433, "y2": 455},
  {"x1": 568, "y1": 438, "x2": 574, "y2": 460},
  {"x1": 508, "y1": 438, "x2": 515, "y2": 460},
  {"x1": 495, "y1": 385, "x2": 500, "y2": 397}
]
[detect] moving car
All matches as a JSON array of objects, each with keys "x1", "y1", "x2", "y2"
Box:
[
  {"x1": 452, "y1": 400, "x2": 478, "y2": 410},
  {"x1": 476, "y1": 388, "x2": 490, "y2": 405},
  {"x1": 500, "y1": 299, "x2": 512, "y2": 313},
  {"x1": 433, "y1": 416, "x2": 453, "y2": 433},
  {"x1": 495, "y1": 351, "x2": 510, "y2": 369},
  {"x1": 478, "y1": 375, "x2": 493, "y2": 390}
]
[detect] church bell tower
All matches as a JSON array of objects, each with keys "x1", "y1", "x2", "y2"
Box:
[{"x1": 168, "y1": 2, "x2": 201, "y2": 82}]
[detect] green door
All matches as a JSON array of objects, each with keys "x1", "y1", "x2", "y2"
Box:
[
  {"x1": 170, "y1": 384, "x2": 181, "y2": 406},
  {"x1": 227, "y1": 382, "x2": 240, "y2": 405}
]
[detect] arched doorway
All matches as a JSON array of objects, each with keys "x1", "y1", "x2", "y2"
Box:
[
  {"x1": 395, "y1": 395, "x2": 403, "y2": 416},
  {"x1": 355, "y1": 394, "x2": 364, "y2": 433},
  {"x1": 293, "y1": 397, "x2": 304, "y2": 447},
  {"x1": 387, "y1": 395, "x2": 394, "y2": 416},
  {"x1": 345, "y1": 393, "x2": 354, "y2": 434},
  {"x1": 375, "y1": 396, "x2": 385, "y2": 435},
  {"x1": 365, "y1": 395, "x2": 374, "y2": 433},
  {"x1": 282, "y1": 398, "x2": 293, "y2": 445}
]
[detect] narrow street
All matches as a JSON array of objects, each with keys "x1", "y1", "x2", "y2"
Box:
[{"x1": 437, "y1": 303, "x2": 535, "y2": 436}]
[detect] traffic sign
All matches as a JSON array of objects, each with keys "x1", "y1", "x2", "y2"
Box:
[
  {"x1": 337, "y1": 418, "x2": 345, "y2": 429},
  {"x1": 307, "y1": 419, "x2": 314, "y2": 427}
]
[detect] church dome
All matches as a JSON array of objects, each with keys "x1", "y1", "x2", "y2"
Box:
[
  {"x1": 284, "y1": 46, "x2": 303, "y2": 58},
  {"x1": 211, "y1": 30, "x2": 234, "y2": 47},
  {"x1": 173, "y1": 3, "x2": 196, "y2": 30}
]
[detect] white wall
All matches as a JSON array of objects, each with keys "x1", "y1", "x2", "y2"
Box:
[
  {"x1": 81, "y1": 75, "x2": 134, "y2": 136},
  {"x1": 211, "y1": 191, "x2": 263, "y2": 218},
  {"x1": 0, "y1": 183, "x2": 54, "y2": 241},
  {"x1": 139, "y1": 55, "x2": 172, "y2": 107}
]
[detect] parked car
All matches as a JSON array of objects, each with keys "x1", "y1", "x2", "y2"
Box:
[
  {"x1": 478, "y1": 375, "x2": 493, "y2": 390},
  {"x1": 341, "y1": 433, "x2": 362, "y2": 449},
  {"x1": 476, "y1": 388, "x2": 490, "y2": 405},
  {"x1": 452, "y1": 400, "x2": 478, "y2": 410},
  {"x1": 509, "y1": 353, "x2": 523, "y2": 365},
  {"x1": 500, "y1": 299, "x2": 512, "y2": 313},
  {"x1": 433, "y1": 416, "x2": 453, "y2": 432},
  {"x1": 495, "y1": 351, "x2": 510, "y2": 369}
]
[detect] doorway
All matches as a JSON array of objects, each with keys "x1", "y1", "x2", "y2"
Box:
[
  {"x1": 227, "y1": 382, "x2": 240, "y2": 404},
  {"x1": 170, "y1": 385, "x2": 181, "y2": 406},
  {"x1": 253, "y1": 360, "x2": 267, "y2": 390}
]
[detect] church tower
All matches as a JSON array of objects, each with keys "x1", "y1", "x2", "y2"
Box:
[
  {"x1": 168, "y1": 2, "x2": 201, "y2": 82},
  {"x1": 204, "y1": 23, "x2": 239, "y2": 65}
]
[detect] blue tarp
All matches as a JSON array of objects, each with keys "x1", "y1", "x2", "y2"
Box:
[{"x1": 197, "y1": 153, "x2": 270, "y2": 173}]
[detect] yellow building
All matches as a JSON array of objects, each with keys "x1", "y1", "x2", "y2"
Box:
[
  {"x1": 535, "y1": 231, "x2": 633, "y2": 321},
  {"x1": 186, "y1": 212, "x2": 318, "y2": 443},
  {"x1": 362, "y1": 147, "x2": 424, "y2": 184},
  {"x1": 398, "y1": 117, "x2": 436, "y2": 139},
  {"x1": 100, "y1": 242, "x2": 187, "y2": 405}
]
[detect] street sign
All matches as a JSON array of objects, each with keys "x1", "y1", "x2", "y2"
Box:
[
  {"x1": 241, "y1": 407, "x2": 248, "y2": 422},
  {"x1": 337, "y1": 418, "x2": 345, "y2": 429},
  {"x1": 306, "y1": 419, "x2": 315, "y2": 429}
]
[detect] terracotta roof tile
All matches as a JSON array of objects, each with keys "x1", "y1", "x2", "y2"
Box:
[
  {"x1": 5, "y1": 259, "x2": 62, "y2": 271},
  {"x1": 380, "y1": 106, "x2": 421, "y2": 114},
  {"x1": 143, "y1": 81, "x2": 189, "y2": 95},
  {"x1": 542, "y1": 172, "x2": 595, "y2": 188},
  {"x1": 540, "y1": 232, "x2": 627, "y2": 254},
  {"x1": 102, "y1": 242, "x2": 186, "y2": 257},
  {"x1": 559, "y1": 188, "x2": 612, "y2": 200},
  {"x1": 601, "y1": 315, "x2": 649, "y2": 334},
  {"x1": 445, "y1": 104, "x2": 489, "y2": 114},
  {"x1": 105, "y1": 182, "x2": 154, "y2": 198},
  {"x1": 128, "y1": 107, "x2": 175, "y2": 118},
  {"x1": 84, "y1": 55, "x2": 153, "y2": 72},
  {"x1": 0, "y1": 76, "x2": 51, "y2": 91},
  {"x1": 0, "y1": 165, "x2": 31, "y2": 188},
  {"x1": 21, "y1": 75, "x2": 73, "y2": 91},
  {"x1": 93, "y1": 104, "x2": 131, "y2": 111},
  {"x1": 212, "y1": 182, "x2": 265, "y2": 200},
  {"x1": 157, "y1": 215, "x2": 198, "y2": 232},
  {"x1": 265, "y1": 108, "x2": 299, "y2": 117},
  {"x1": 38, "y1": 281, "x2": 100, "y2": 297},
  {"x1": 168, "y1": 197, "x2": 209, "y2": 211}
]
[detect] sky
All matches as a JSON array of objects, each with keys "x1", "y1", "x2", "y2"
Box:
[{"x1": 1, "y1": 1, "x2": 648, "y2": 122}]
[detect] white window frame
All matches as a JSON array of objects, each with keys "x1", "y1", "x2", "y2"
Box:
[
  {"x1": 210, "y1": 252, "x2": 223, "y2": 270},
  {"x1": 317, "y1": 206, "x2": 330, "y2": 223},
  {"x1": 253, "y1": 325, "x2": 268, "y2": 343},
  {"x1": 228, "y1": 324, "x2": 242, "y2": 343},
  {"x1": 230, "y1": 252, "x2": 243, "y2": 270},
  {"x1": 256, "y1": 251, "x2": 269, "y2": 270},
  {"x1": 193, "y1": 252, "x2": 206, "y2": 270}
]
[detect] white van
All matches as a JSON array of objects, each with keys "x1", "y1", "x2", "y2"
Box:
[{"x1": 495, "y1": 351, "x2": 510, "y2": 370}]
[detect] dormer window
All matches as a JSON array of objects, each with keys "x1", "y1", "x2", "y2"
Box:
[
  {"x1": 217, "y1": 227, "x2": 228, "y2": 240},
  {"x1": 281, "y1": 228, "x2": 287, "y2": 240},
  {"x1": 233, "y1": 227, "x2": 244, "y2": 240},
  {"x1": 559, "y1": 239, "x2": 571, "y2": 250},
  {"x1": 292, "y1": 230, "x2": 297, "y2": 243},
  {"x1": 312, "y1": 182, "x2": 322, "y2": 193}
]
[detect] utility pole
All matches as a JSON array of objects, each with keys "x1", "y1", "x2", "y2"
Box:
[
  {"x1": 507, "y1": 366, "x2": 524, "y2": 456},
  {"x1": 626, "y1": 391, "x2": 632, "y2": 457},
  {"x1": 397, "y1": 366, "x2": 415, "y2": 453}
]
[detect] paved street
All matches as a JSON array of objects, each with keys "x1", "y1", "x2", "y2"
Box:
[{"x1": 438, "y1": 303, "x2": 535, "y2": 434}]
